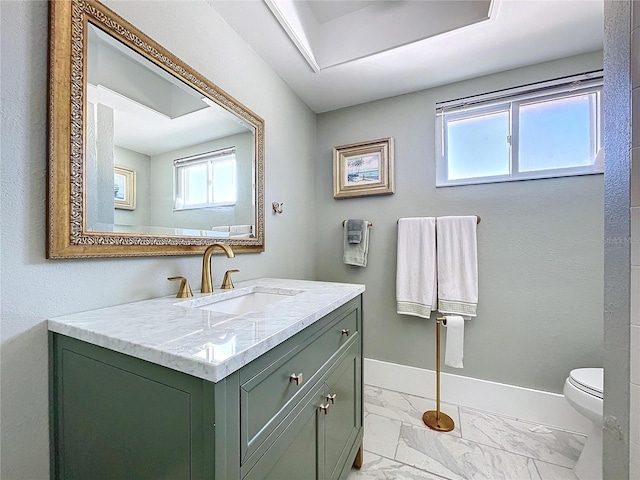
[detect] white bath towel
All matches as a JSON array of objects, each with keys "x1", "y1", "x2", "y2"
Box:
[
  {"x1": 396, "y1": 217, "x2": 437, "y2": 318},
  {"x1": 443, "y1": 315, "x2": 465, "y2": 368},
  {"x1": 343, "y1": 219, "x2": 370, "y2": 267},
  {"x1": 436, "y1": 216, "x2": 478, "y2": 317}
]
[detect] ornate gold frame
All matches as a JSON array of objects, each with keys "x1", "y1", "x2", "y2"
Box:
[
  {"x1": 333, "y1": 137, "x2": 394, "y2": 199},
  {"x1": 47, "y1": 0, "x2": 265, "y2": 258}
]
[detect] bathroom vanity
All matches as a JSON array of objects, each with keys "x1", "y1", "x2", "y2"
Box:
[{"x1": 48, "y1": 279, "x2": 364, "y2": 480}]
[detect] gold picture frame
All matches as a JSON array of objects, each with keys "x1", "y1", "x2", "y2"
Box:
[
  {"x1": 114, "y1": 166, "x2": 136, "y2": 210},
  {"x1": 333, "y1": 137, "x2": 394, "y2": 199}
]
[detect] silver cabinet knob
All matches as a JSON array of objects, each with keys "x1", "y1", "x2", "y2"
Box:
[
  {"x1": 319, "y1": 403, "x2": 330, "y2": 414},
  {"x1": 341, "y1": 329, "x2": 350, "y2": 337},
  {"x1": 326, "y1": 393, "x2": 337, "y2": 404}
]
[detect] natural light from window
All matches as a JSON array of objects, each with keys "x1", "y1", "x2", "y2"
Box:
[
  {"x1": 436, "y1": 74, "x2": 602, "y2": 187},
  {"x1": 447, "y1": 109, "x2": 510, "y2": 180},
  {"x1": 174, "y1": 149, "x2": 236, "y2": 210},
  {"x1": 518, "y1": 93, "x2": 596, "y2": 172}
]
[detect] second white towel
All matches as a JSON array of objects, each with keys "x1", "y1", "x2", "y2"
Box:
[
  {"x1": 444, "y1": 315, "x2": 465, "y2": 368},
  {"x1": 436, "y1": 216, "x2": 478, "y2": 317}
]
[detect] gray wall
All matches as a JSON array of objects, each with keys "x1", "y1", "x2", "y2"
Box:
[
  {"x1": 603, "y1": 1, "x2": 633, "y2": 477},
  {"x1": 316, "y1": 51, "x2": 604, "y2": 394},
  {"x1": 630, "y1": 2, "x2": 640, "y2": 474},
  {"x1": 114, "y1": 146, "x2": 152, "y2": 228},
  {"x1": 0, "y1": 1, "x2": 317, "y2": 478}
]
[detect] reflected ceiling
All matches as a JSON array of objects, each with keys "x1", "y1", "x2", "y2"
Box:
[{"x1": 88, "y1": 24, "x2": 250, "y2": 156}]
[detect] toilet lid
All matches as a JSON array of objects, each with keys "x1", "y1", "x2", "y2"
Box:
[{"x1": 569, "y1": 368, "x2": 603, "y2": 399}]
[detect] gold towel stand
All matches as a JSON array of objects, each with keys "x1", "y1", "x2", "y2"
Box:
[
  {"x1": 422, "y1": 316, "x2": 455, "y2": 432},
  {"x1": 391, "y1": 215, "x2": 478, "y2": 431}
]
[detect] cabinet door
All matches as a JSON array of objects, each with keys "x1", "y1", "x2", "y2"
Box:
[
  {"x1": 50, "y1": 334, "x2": 213, "y2": 480},
  {"x1": 243, "y1": 385, "x2": 323, "y2": 480},
  {"x1": 322, "y1": 345, "x2": 362, "y2": 480}
]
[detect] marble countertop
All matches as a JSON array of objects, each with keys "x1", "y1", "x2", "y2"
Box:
[{"x1": 48, "y1": 278, "x2": 365, "y2": 382}]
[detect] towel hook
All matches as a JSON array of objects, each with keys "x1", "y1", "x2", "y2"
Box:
[{"x1": 272, "y1": 202, "x2": 283, "y2": 214}]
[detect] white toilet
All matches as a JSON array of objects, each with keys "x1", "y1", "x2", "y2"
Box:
[{"x1": 563, "y1": 368, "x2": 604, "y2": 480}]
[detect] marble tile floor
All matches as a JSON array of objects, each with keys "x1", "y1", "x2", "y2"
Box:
[{"x1": 348, "y1": 385, "x2": 586, "y2": 480}]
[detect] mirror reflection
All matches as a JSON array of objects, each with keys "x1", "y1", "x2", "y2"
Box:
[{"x1": 85, "y1": 24, "x2": 256, "y2": 239}]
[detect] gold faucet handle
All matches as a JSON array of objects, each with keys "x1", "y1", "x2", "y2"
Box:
[
  {"x1": 168, "y1": 276, "x2": 193, "y2": 298},
  {"x1": 221, "y1": 269, "x2": 240, "y2": 289}
]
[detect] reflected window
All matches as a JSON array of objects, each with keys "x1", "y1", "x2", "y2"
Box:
[{"x1": 174, "y1": 148, "x2": 236, "y2": 209}]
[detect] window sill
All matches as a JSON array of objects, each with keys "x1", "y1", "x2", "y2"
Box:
[{"x1": 436, "y1": 169, "x2": 603, "y2": 188}]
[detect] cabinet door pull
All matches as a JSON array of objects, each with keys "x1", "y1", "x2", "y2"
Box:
[
  {"x1": 289, "y1": 373, "x2": 303, "y2": 385},
  {"x1": 319, "y1": 403, "x2": 330, "y2": 414},
  {"x1": 341, "y1": 329, "x2": 351, "y2": 336},
  {"x1": 326, "y1": 393, "x2": 337, "y2": 404}
]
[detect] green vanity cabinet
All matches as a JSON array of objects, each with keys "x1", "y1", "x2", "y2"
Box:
[{"x1": 50, "y1": 295, "x2": 363, "y2": 480}]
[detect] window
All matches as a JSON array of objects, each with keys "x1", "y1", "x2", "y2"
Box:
[
  {"x1": 174, "y1": 148, "x2": 236, "y2": 209},
  {"x1": 436, "y1": 72, "x2": 603, "y2": 186}
]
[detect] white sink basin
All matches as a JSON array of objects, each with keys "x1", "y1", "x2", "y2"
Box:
[
  {"x1": 199, "y1": 292, "x2": 291, "y2": 315},
  {"x1": 179, "y1": 287, "x2": 304, "y2": 316}
]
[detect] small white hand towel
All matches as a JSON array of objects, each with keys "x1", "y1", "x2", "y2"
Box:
[
  {"x1": 396, "y1": 217, "x2": 437, "y2": 318},
  {"x1": 436, "y1": 216, "x2": 478, "y2": 317},
  {"x1": 444, "y1": 315, "x2": 465, "y2": 368}
]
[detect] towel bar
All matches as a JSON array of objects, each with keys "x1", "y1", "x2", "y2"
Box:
[
  {"x1": 397, "y1": 216, "x2": 480, "y2": 224},
  {"x1": 342, "y1": 220, "x2": 373, "y2": 227},
  {"x1": 422, "y1": 316, "x2": 455, "y2": 432}
]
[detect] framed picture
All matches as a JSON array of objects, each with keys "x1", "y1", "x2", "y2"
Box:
[
  {"x1": 333, "y1": 137, "x2": 394, "y2": 199},
  {"x1": 114, "y1": 165, "x2": 136, "y2": 210}
]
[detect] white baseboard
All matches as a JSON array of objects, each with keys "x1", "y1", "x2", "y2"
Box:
[{"x1": 364, "y1": 358, "x2": 592, "y2": 434}]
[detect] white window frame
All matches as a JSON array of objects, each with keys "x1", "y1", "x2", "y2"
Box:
[
  {"x1": 173, "y1": 148, "x2": 237, "y2": 210},
  {"x1": 435, "y1": 72, "x2": 603, "y2": 187}
]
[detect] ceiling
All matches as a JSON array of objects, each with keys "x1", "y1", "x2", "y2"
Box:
[
  {"x1": 208, "y1": 0, "x2": 604, "y2": 113},
  {"x1": 88, "y1": 23, "x2": 252, "y2": 156}
]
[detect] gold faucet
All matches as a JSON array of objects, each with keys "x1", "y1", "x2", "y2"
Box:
[
  {"x1": 221, "y1": 269, "x2": 240, "y2": 289},
  {"x1": 201, "y1": 243, "x2": 235, "y2": 293},
  {"x1": 167, "y1": 276, "x2": 193, "y2": 298}
]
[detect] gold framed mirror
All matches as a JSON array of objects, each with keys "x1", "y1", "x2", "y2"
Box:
[{"x1": 47, "y1": 0, "x2": 265, "y2": 258}]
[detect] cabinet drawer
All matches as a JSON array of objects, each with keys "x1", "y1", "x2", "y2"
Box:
[{"x1": 240, "y1": 305, "x2": 359, "y2": 462}]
